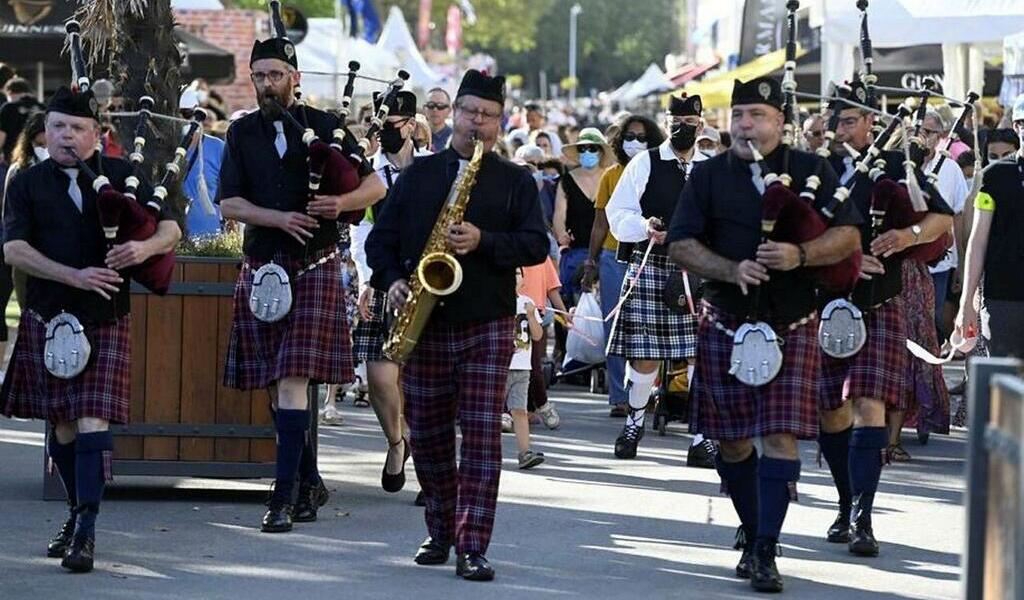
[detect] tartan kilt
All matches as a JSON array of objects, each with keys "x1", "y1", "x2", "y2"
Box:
[
  {"x1": 819, "y1": 297, "x2": 907, "y2": 410},
  {"x1": 352, "y1": 288, "x2": 388, "y2": 362},
  {"x1": 606, "y1": 250, "x2": 697, "y2": 360},
  {"x1": 1, "y1": 311, "x2": 131, "y2": 424},
  {"x1": 690, "y1": 301, "x2": 821, "y2": 441},
  {"x1": 224, "y1": 247, "x2": 354, "y2": 390}
]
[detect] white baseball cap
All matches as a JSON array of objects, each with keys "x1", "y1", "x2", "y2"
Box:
[
  {"x1": 179, "y1": 88, "x2": 200, "y2": 111},
  {"x1": 696, "y1": 126, "x2": 720, "y2": 144}
]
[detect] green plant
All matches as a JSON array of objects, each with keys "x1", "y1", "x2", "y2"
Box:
[{"x1": 176, "y1": 229, "x2": 244, "y2": 257}]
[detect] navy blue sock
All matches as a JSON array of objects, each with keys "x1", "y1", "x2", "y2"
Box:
[
  {"x1": 274, "y1": 409, "x2": 309, "y2": 503},
  {"x1": 757, "y1": 457, "x2": 801, "y2": 542},
  {"x1": 74, "y1": 431, "x2": 113, "y2": 539},
  {"x1": 819, "y1": 426, "x2": 853, "y2": 513},
  {"x1": 849, "y1": 427, "x2": 887, "y2": 520},
  {"x1": 298, "y1": 436, "x2": 321, "y2": 486},
  {"x1": 48, "y1": 432, "x2": 77, "y2": 508},
  {"x1": 716, "y1": 449, "x2": 759, "y2": 542}
]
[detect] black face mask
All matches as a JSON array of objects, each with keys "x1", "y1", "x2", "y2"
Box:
[
  {"x1": 379, "y1": 125, "x2": 406, "y2": 154},
  {"x1": 670, "y1": 122, "x2": 697, "y2": 151}
]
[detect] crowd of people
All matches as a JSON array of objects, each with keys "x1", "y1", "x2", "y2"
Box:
[{"x1": 1, "y1": 15, "x2": 1024, "y2": 593}]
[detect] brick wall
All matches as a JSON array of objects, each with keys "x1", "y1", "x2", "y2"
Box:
[{"x1": 175, "y1": 9, "x2": 264, "y2": 115}]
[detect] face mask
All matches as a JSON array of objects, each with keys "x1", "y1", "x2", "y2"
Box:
[
  {"x1": 579, "y1": 150, "x2": 600, "y2": 169},
  {"x1": 379, "y1": 126, "x2": 406, "y2": 154},
  {"x1": 670, "y1": 122, "x2": 698, "y2": 151},
  {"x1": 532, "y1": 170, "x2": 544, "y2": 182},
  {"x1": 623, "y1": 140, "x2": 647, "y2": 158},
  {"x1": 701, "y1": 148, "x2": 717, "y2": 157},
  {"x1": 196, "y1": 90, "x2": 209, "y2": 104},
  {"x1": 33, "y1": 146, "x2": 49, "y2": 162}
]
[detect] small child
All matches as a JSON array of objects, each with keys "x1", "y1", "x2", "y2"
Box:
[{"x1": 509, "y1": 268, "x2": 545, "y2": 469}]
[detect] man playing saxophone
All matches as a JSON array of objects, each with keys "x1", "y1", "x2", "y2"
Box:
[{"x1": 365, "y1": 69, "x2": 548, "y2": 581}]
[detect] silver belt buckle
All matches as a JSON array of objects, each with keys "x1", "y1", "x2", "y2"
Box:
[
  {"x1": 818, "y1": 298, "x2": 866, "y2": 359},
  {"x1": 729, "y1": 321, "x2": 783, "y2": 387},
  {"x1": 249, "y1": 261, "x2": 293, "y2": 323}
]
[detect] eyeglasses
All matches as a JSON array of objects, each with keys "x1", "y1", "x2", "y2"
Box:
[
  {"x1": 457, "y1": 104, "x2": 502, "y2": 122},
  {"x1": 921, "y1": 127, "x2": 943, "y2": 138},
  {"x1": 622, "y1": 132, "x2": 647, "y2": 143},
  {"x1": 576, "y1": 144, "x2": 601, "y2": 153},
  {"x1": 804, "y1": 130, "x2": 823, "y2": 138},
  {"x1": 250, "y1": 70, "x2": 290, "y2": 84},
  {"x1": 424, "y1": 102, "x2": 450, "y2": 111}
]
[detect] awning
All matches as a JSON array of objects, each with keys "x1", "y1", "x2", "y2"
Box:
[
  {"x1": 679, "y1": 47, "x2": 807, "y2": 109},
  {"x1": 667, "y1": 61, "x2": 720, "y2": 87},
  {"x1": 176, "y1": 27, "x2": 235, "y2": 84}
]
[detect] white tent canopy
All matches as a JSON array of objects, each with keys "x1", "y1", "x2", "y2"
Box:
[
  {"x1": 296, "y1": 19, "x2": 400, "y2": 106},
  {"x1": 607, "y1": 79, "x2": 635, "y2": 103},
  {"x1": 619, "y1": 63, "x2": 673, "y2": 102},
  {"x1": 171, "y1": 0, "x2": 223, "y2": 9},
  {"x1": 376, "y1": 6, "x2": 442, "y2": 91}
]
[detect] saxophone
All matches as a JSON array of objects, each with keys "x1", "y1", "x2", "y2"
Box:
[{"x1": 383, "y1": 140, "x2": 485, "y2": 362}]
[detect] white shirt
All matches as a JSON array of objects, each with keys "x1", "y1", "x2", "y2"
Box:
[
  {"x1": 350, "y1": 146, "x2": 431, "y2": 287},
  {"x1": 925, "y1": 155, "x2": 969, "y2": 274},
  {"x1": 605, "y1": 140, "x2": 709, "y2": 243},
  {"x1": 511, "y1": 294, "x2": 541, "y2": 370}
]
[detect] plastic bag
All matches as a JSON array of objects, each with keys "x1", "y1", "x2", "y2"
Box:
[{"x1": 563, "y1": 292, "x2": 606, "y2": 366}]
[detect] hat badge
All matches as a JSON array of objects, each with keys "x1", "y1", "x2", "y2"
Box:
[
  {"x1": 88, "y1": 97, "x2": 98, "y2": 113},
  {"x1": 758, "y1": 82, "x2": 771, "y2": 100},
  {"x1": 855, "y1": 87, "x2": 866, "y2": 102},
  {"x1": 693, "y1": 97, "x2": 702, "y2": 113},
  {"x1": 284, "y1": 43, "x2": 295, "y2": 59}
]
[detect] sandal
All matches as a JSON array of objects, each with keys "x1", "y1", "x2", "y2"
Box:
[
  {"x1": 887, "y1": 444, "x2": 911, "y2": 462},
  {"x1": 353, "y1": 396, "x2": 371, "y2": 408}
]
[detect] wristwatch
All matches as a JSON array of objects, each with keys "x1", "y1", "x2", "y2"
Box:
[{"x1": 911, "y1": 224, "x2": 922, "y2": 242}]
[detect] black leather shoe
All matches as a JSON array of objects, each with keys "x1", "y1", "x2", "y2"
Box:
[
  {"x1": 827, "y1": 511, "x2": 851, "y2": 543},
  {"x1": 733, "y1": 527, "x2": 754, "y2": 579},
  {"x1": 414, "y1": 490, "x2": 427, "y2": 507},
  {"x1": 750, "y1": 538, "x2": 783, "y2": 593},
  {"x1": 60, "y1": 536, "x2": 94, "y2": 573},
  {"x1": 293, "y1": 479, "x2": 329, "y2": 522},
  {"x1": 686, "y1": 439, "x2": 717, "y2": 469},
  {"x1": 382, "y1": 438, "x2": 410, "y2": 493},
  {"x1": 414, "y1": 537, "x2": 451, "y2": 565},
  {"x1": 848, "y1": 518, "x2": 879, "y2": 557},
  {"x1": 456, "y1": 552, "x2": 494, "y2": 581},
  {"x1": 614, "y1": 414, "x2": 644, "y2": 459},
  {"x1": 261, "y1": 499, "x2": 293, "y2": 533},
  {"x1": 47, "y1": 515, "x2": 76, "y2": 558}
]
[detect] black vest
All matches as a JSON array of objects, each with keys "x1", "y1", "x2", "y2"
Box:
[{"x1": 637, "y1": 148, "x2": 688, "y2": 255}]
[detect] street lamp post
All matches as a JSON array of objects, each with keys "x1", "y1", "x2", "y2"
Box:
[{"x1": 569, "y1": 3, "x2": 582, "y2": 104}]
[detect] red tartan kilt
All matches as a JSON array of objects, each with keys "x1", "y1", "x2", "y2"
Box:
[
  {"x1": 690, "y1": 302, "x2": 821, "y2": 441},
  {"x1": 223, "y1": 248, "x2": 354, "y2": 390},
  {"x1": 819, "y1": 297, "x2": 907, "y2": 410},
  {"x1": 1, "y1": 311, "x2": 131, "y2": 423}
]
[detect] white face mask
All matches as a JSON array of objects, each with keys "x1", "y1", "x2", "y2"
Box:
[
  {"x1": 33, "y1": 146, "x2": 49, "y2": 162},
  {"x1": 196, "y1": 90, "x2": 209, "y2": 104},
  {"x1": 702, "y1": 148, "x2": 717, "y2": 157},
  {"x1": 622, "y1": 140, "x2": 647, "y2": 158}
]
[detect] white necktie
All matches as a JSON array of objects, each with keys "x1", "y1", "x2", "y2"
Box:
[
  {"x1": 840, "y1": 156, "x2": 855, "y2": 185},
  {"x1": 750, "y1": 162, "x2": 765, "y2": 195},
  {"x1": 273, "y1": 120, "x2": 287, "y2": 158},
  {"x1": 63, "y1": 168, "x2": 83, "y2": 212}
]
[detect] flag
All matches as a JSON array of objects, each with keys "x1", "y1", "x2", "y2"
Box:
[{"x1": 341, "y1": 0, "x2": 382, "y2": 43}]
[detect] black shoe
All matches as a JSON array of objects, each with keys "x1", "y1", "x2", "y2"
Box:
[
  {"x1": 261, "y1": 498, "x2": 293, "y2": 533},
  {"x1": 47, "y1": 514, "x2": 76, "y2": 558},
  {"x1": 414, "y1": 536, "x2": 451, "y2": 565},
  {"x1": 456, "y1": 552, "x2": 494, "y2": 581},
  {"x1": 750, "y1": 538, "x2": 784, "y2": 593},
  {"x1": 848, "y1": 518, "x2": 879, "y2": 557},
  {"x1": 293, "y1": 479, "x2": 329, "y2": 522},
  {"x1": 733, "y1": 527, "x2": 754, "y2": 579},
  {"x1": 614, "y1": 413, "x2": 645, "y2": 459},
  {"x1": 609, "y1": 405, "x2": 628, "y2": 418},
  {"x1": 60, "y1": 535, "x2": 94, "y2": 573},
  {"x1": 414, "y1": 490, "x2": 427, "y2": 507},
  {"x1": 827, "y1": 510, "x2": 851, "y2": 543},
  {"x1": 382, "y1": 438, "x2": 410, "y2": 493},
  {"x1": 686, "y1": 439, "x2": 717, "y2": 469}
]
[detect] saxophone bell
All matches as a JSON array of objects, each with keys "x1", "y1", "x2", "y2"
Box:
[{"x1": 417, "y1": 252, "x2": 463, "y2": 296}]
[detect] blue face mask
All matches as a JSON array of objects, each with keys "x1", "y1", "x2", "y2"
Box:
[{"x1": 579, "y1": 150, "x2": 600, "y2": 169}]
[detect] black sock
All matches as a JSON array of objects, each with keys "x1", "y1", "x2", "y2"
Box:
[
  {"x1": 756, "y1": 457, "x2": 801, "y2": 542},
  {"x1": 298, "y1": 433, "x2": 321, "y2": 486},
  {"x1": 273, "y1": 409, "x2": 308, "y2": 503},
  {"x1": 818, "y1": 426, "x2": 853, "y2": 514},
  {"x1": 849, "y1": 427, "x2": 887, "y2": 522},
  {"x1": 74, "y1": 431, "x2": 113, "y2": 540},
  {"x1": 716, "y1": 449, "x2": 759, "y2": 542},
  {"x1": 48, "y1": 432, "x2": 77, "y2": 510}
]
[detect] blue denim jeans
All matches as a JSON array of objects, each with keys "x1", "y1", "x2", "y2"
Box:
[
  {"x1": 599, "y1": 249, "x2": 628, "y2": 405},
  {"x1": 558, "y1": 247, "x2": 589, "y2": 307},
  {"x1": 931, "y1": 269, "x2": 950, "y2": 342}
]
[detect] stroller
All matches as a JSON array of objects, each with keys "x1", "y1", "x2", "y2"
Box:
[{"x1": 649, "y1": 359, "x2": 691, "y2": 436}]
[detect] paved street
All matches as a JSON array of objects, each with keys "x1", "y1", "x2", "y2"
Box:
[{"x1": 0, "y1": 383, "x2": 964, "y2": 599}]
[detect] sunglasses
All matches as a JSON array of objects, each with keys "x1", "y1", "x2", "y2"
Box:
[
  {"x1": 424, "y1": 102, "x2": 450, "y2": 110},
  {"x1": 577, "y1": 144, "x2": 601, "y2": 153},
  {"x1": 622, "y1": 132, "x2": 647, "y2": 142}
]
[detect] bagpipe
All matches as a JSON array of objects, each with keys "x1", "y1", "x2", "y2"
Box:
[{"x1": 63, "y1": 20, "x2": 181, "y2": 296}]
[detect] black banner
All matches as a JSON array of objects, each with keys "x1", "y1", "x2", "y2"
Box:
[
  {"x1": 0, "y1": 0, "x2": 76, "y2": 37},
  {"x1": 739, "y1": 0, "x2": 819, "y2": 65}
]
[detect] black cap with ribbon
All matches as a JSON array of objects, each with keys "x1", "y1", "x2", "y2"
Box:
[
  {"x1": 373, "y1": 90, "x2": 418, "y2": 117},
  {"x1": 668, "y1": 93, "x2": 703, "y2": 117},
  {"x1": 456, "y1": 69, "x2": 505, "y2": 105},
  {"x1": 731, "y1": 77, "x2": 784, "y2": 111},
  {"x1": 47, "y1": 85, "x2": 99, "y2": 122}
]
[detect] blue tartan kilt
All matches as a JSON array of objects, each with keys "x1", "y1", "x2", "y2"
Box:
[
  {"x1": 352, "y1": 288, "x2": 388, "y2": 362},
  {"x1": 606, "y1": 250, "x2": 697, "y2": 360}
]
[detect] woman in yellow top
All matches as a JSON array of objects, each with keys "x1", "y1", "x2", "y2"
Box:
[{"x1": 581, "y1": 115, "x2": 665, "y2": 415}]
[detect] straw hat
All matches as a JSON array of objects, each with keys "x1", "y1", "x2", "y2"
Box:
[{"x1": 562, "y1": 127, "x2": 614, "y2": 168}]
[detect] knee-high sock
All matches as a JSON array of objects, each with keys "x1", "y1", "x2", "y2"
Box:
[
  {"x1": 716, "y1": 450, "x2": 759, "y2": 543},
  {"x1": 74, "y1": 431, "x2": 113, "y2": 539},
  {"x1": 757, "y1": 457, "x2": 801, "y2": 543},
  {"x1": 849, "y1": 426, "x2": 887, "y2": 522},
  {"x1": 274, "y1": 409, "x2": 309, "y2": 503},
  {"x1": 48, "y1": 432, "x2": 77, "y2": 509},
  {"x1": 298, "y1": 431, "x2": 321, "y2": 486},
  {"x1": 819, "y1": 426, "x2": 853, "y2": 514},
  {"x1": 625, "y1": 365, "x2": 657, "y2": 428}
]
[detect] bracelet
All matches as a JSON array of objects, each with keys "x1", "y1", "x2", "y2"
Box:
[{"x1": 797, "y1": 244, "x2": 807, "y2": 268}]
